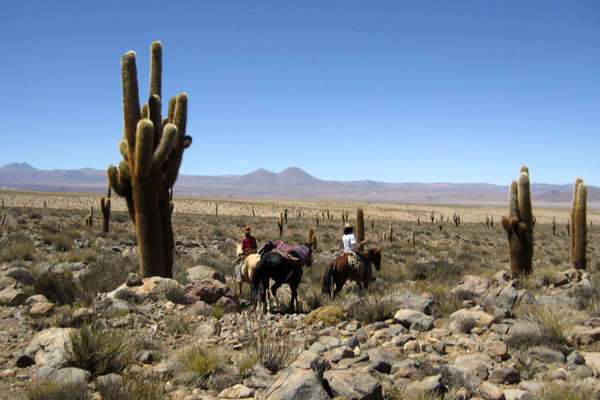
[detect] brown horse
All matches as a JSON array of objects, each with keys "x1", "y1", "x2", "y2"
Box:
[{"x1": 322, "y1": 248, "x2": 382, "y2": 297}]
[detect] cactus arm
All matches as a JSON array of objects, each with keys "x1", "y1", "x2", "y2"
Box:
[
  {"x1": 501, "y1": 216, "x2": 511, "y2": 232},
  {"x1": 107, "y1": 165, "x2": 128, "y2": 196},
  {"x1": 134, "y1": 120, "x2": 154, "y2": 179},
  {"x1": 152, "y1": 123, "x2": 178, "y2": 170},
  {"x1": 167, "y1": 96, "x2": 176, "y2": 122},
  {"x1": 517, "y1": 172, "x2": 532, "y2": 227},
  {"x1": 141, "y1": 103, "x2": 149, "y2": 119},
  {"x1": 150, "y1": 41, "x2": 162, "y2": 99},
  {"x1": 163, "y1": 93, "x2": 191, "y2": 188},
  {"x1": 148, "y1": 94, "x2": 162, "y2": 148},
  {"x1": 121, "y1": 51, "x2": 141, "y2": 154},
  {"x1": 508, "y1": 180, "x2": 519, "y2": 219},
  {"x1": 118, "y1": 140, "x2": 129, "y2": 161}
]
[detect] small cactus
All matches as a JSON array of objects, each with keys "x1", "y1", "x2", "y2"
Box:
[
  {"x1": 552, "y1": 217, "x2": 556, "y2": 236},
  {"x1": 356, "y1": 208, "x2": 365, "y2": 243},
  {"x1": 308, "y1": 228, "x2": 317, "y2": 250},
  {"x1": 571, "y1": 178, "x2": 587, "y2": 269},
  {"x1": 277, "y1": 217, "x2": 283, "y2": 238},
  {"x1": 387, "y1": 221, "x2": 395, "y2": 242},
  {"x1": 501, "y1": 167, "x2": 534, "y2": 276},
  {"x1": 101, "y1": 184, "x2": 111, "y2": 233},
  {"x1": 85, "y1": 206, "x2": 94, "y2": 227}
]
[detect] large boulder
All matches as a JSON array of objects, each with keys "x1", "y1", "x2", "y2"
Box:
[
  {"x1": 25, "y1": 327, "x2": 74, "y2": 369},
  {"x1": 483, "y1": 281, "x2": 518, "y2": 316},
  {"x1": 324, "y1": 368, "x2": 383, "y2": 400},
  {"x1": 405, "y1": 374, "x2": 445, "y2": 398},
  {"x1": 106, "y1": 277, "x2": 184, "y2": 302},
  {"x1": 185, "y1": 265, "x2": 226, "y2": 283},
  {"x1": 393, "y1": 309, "x2": 434, "y2": 331},
  {"x1": 262, "y1": 351, "x2": 330, "y2": 400},
  {"x1": 185, "y1": 278, "x2": 237, "y2": 305},
  {"x1": 0, "y1": 286, "x2": 27, "y2": 306},
  {"x1": 451, "y1": 275, "x2": 490, "y2": 299},
  {"x1": 5, "y1": 267, "x2": 36, "y2": 285},
  {"x1": 382, "y1": 291, "x2": 434, "y2": 314}
]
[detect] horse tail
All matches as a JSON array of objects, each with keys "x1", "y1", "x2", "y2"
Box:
[
  {"x1": 322, "y1": 261, "x2": 335, "y2": 295},
  {"x1": 251, "y1": 255, "x2": 266, "y2": 303}
]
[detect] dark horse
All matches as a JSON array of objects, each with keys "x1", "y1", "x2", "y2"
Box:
[
  {"x1": 251, "y1": 244, "x2": 312, "y2": 313},
  {"x1": 322, "y1": 248, "x2": 382, "y2": 297}
]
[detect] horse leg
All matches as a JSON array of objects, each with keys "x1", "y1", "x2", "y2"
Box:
[{"x1": 270, "y1": 282, "x2": 282, "y2": 309}]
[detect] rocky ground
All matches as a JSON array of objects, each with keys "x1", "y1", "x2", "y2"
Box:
[{"x1": 1, "y1": 204, "x2": 600, "y2": 399}]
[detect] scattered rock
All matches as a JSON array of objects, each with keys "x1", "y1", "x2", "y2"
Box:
[
  {"x1": 25, "y1": 327, "x2": 73, "y2": 369},
  {"x1": 451, "y1": 275, "x2": 490, "y2": 298},
  {"x1": 218, "y1": 383, "x2": 254, "y2": 399},
  {"x1": 0, "y1": 287, "x2": 27, "y2": 306},
  {"x1": 29, "y1": 301, "x2": 55, "y2": 317},
  {"x1": 185, "y1": 265, "x2": 226, "y2": 283},
  {"x1": 490, "y1": 366, "x2": 520, "y2": 384},
  {"x1": 393, "y1": 309, "x2": 434, "y2": 331},
  {"x1": 478, "y1": 381, "x2": 505, "y2": 400},
  {"x1": 527, "y1": 346, "x2": 565, "y2": 364},
  {"x1": 324, "y1": 368, "x2": 383, "y2": 400},
  {"x1": 185, "y1": 278, "x2": 237, "y2": 305},
  {"x1": 405, "y1": 374, "x2": 445, "y2": 397}
]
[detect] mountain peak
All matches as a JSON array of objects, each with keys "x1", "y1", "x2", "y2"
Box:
[{"x1": 1, "y1": 162, "x2": 37, "y2": 170}]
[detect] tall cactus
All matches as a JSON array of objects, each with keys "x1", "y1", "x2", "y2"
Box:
[
  {"x1": 100, "y1": 184, "x2": 111, "y2": 233},
  {"x1": 501, "y1": 167, "x2": 534, "y2": 276},
  {"x1": 356, "y1": 208, "x2": 365, "y2": 243},
  {"x1": 571, "y1": 178, "x2": 587, "y2": 269},
  {"x1": 107, "y1": 41, "x2": 192, "y2": 278}
]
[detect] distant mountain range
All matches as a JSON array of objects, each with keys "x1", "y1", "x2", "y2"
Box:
[{"x1": 0, "y1": 162, "x2": 597, "y2": 204}]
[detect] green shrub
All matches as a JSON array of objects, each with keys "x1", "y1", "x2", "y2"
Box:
[
  {"x1": 65, "y1": 323, "x2": 133, "y2": 377},
  {"x1": 212, "y1": 305, "x2": 225, "y2": 319},
  {"x1": 347, "y1": 296, "x2": 395, "y2": 324},
  {"x1": 185, "y1": 346, "x2": 219, "y2": 376},
  {"x1": 27, "y1": 380, "x2": 88, "y2": 400},
  {"x1": 97, "y1": 372, "x2": 164, "y2": 400},
  {"x1": 34, "y1": 272, "x2": 84, "y2": 305},
  {"x1": 509, "y1": 304, "x2": 570, "y2": 354},
  {"x1": 164, "y1": 314, "x2": 192, "y2": 335},
  {"x1": 305, "y1": 305, "x2": 346, "y2": 326},
  {"x1": 246, "y1": 324, "x2": 297, "y2": 373},
  {"x1": 538, "y1": 383, "x2": 596, "y2": 400}
]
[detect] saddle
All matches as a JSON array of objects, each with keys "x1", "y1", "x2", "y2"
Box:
[
  {"x1": 343, "y1": 251, "x2": 361, "y2": 271},
  {"x1": 271, "y1": 249, "x2": 300, "y2": 262}
]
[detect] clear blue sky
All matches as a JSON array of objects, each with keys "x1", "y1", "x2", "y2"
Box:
[{"x1": 1, "y1": 1, "x2": 599, "y2": 185}]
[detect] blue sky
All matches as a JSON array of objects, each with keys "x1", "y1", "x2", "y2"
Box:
[{"x1": 1, "y1": 1, "x2": 599, "y2": 185}]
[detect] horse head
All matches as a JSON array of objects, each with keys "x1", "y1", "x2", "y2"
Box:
[
  {"x1": 302, "y1": 243, "x2": 312, "y2": 266},
  {"x1": 370, "y1": 247, "x2": 382, "y2": 271}
]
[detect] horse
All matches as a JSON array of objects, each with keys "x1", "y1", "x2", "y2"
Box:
[
  {"x1": 251, "y1": 243, "x2": 312, "y2": 313},
  {"x1": 321, "y1": 247, "x2": 382, "y2": 297},
  {"x1": 234, "y1": 243, "x2": 262, "y2": 297}
]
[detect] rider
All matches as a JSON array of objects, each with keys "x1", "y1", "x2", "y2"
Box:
[
  {"x1": 342, "y1": 223, "x2": 366, "y2": 256},
  {"x1": 236, "y1": 226, "x2": 258, "y2": 282},
  {"x1": 242, "y1": 226, "x2": 258, "y2": 255}
]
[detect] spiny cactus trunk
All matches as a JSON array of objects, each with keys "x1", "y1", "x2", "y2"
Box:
[
  {"x1": 502, "y1": 168, "x2": 533, "y2": 276},
  {"x1": 107, "y1": 41, "x2": 191, "y2": 278},
  {"x1": 101, "y1": 185, "x2": 111, "y2": 233},
  {"x1": 572, "y1": 179, "x2": 587, "y2": 269},
  {"x1": 356, "y1": 208, "x2": 364, "y2": 243}
]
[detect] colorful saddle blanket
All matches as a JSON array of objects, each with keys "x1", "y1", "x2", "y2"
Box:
[{"x1": 259, "y1": 240, "x2": 310, "y2": 263}]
